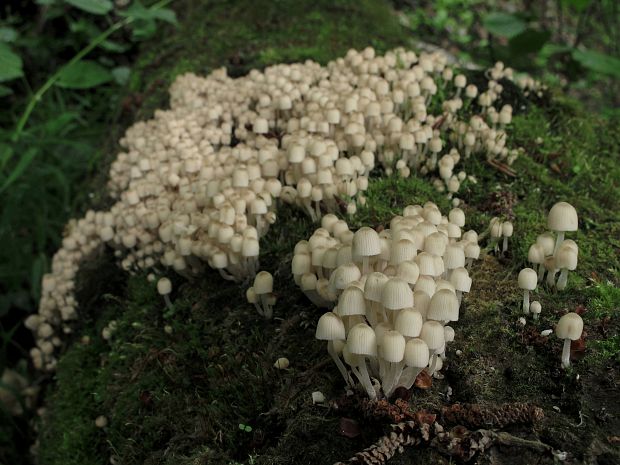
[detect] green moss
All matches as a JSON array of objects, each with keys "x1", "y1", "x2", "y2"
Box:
[
  {"x1": 352, "y1": 175, "x2": 451, "y2": 228},
  {"x1": 39, "y1": 1, "x2": 620, "y2": 464},
  {"x1": 38, "y1": 337, "x2": 108, "y2": 465},
  {"x1": 131, "y1": 0, "x2": 407, "y2": 119}
]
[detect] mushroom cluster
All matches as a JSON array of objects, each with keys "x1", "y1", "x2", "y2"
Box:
[
  {"x1": 29, "y1": 46, "x2": 537, "y2": 371},
  {"x1": 304, "y1": 202, "x2": 479, "y2": 399},
  {"x1": 525, "y1": 201, "x2": 579, "y2": 293}
]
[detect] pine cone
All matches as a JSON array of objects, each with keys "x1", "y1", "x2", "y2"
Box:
[{"x1": 441, "y1": 403, "x2": 544, "y2": 428}]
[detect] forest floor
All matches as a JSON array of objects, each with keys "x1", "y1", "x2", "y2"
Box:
[{"x1": 17, "y1": 1, "x2": 620, "y2": 464}]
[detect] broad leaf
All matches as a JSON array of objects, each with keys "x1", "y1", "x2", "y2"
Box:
[
  {"x1": 483, "y1": 12, "x2": 527, "y2": 39},
  {"x1": 56, "y1": 60, "x2": 113, "y2": 89},
  {"x1": 64, "y1": 0, "x2": 113, "y2": 15},
  {"x1": 572, "y1": 49, "x2": 620, "y2": 78},
  {"x1": 0, "y1": 43, "x2": 23, "y2": 82},
  {"x1": 509, "y1": 29, "x2": 551, "y2": 55}
]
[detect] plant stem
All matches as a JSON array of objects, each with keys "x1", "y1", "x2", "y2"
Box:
[{"x1": 11, "y1": 0, "x2": 174, "y2": 145}]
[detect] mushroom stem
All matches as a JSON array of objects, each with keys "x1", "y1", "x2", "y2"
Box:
[
  {"x1": 556, "y1": 268, "x2": 569, "y2": 291},
  {"x1": 163, "y1": 295, "x2": 174, "y2": 312},
  {"x1": 327, "y1": 341, "x2": 353, "y2": 387},
  {"x1": 553, "y1": 231, "x2": 565, "y2": 255},
  {"x1": 502, "y1": 236, "x2": 509, "y2": 254},
  {"x1": 259, "y1": 294, "x2": 273, "y2": 319},
  {"x1": 547, "y1": 268, "x2": 557, "y2": 287},
  {"x1": 354, "y1": 359, "x2": 377, "y2": 400},
  {"x1": 522, "y1": 289, "x2": 530, "y2": 314},
  {"x1": 561, "y1": 338, "x2": 572, "y2": 369},
  {"x1": 252, "y1": 302, "x2": 264, "y2": 317},
  {"x1": 537, "y1": 263, "x2": 545, "y2": 282},
  {"x1": 428, "y1": 352, "x2": 439, "y2": 376},
  {"x1": 383, "y1": 361, "x2": 404, "y2": 398},
  {"x1": 456, "y1": 290, "x2": 463, "y2": 307},
  {"x1": 400, "y1": 367, "x2": 424, "y2": 390},
  {"x1": 362, "y1": 257, "x2": 370, "y2": 276},
  {"x1": 218, "y1": 269, "x2": 236, "y2": 281}
]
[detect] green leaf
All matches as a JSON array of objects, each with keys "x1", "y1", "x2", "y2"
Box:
[
  {"x1": 100, "y1": 39, "x2": 130, "y2": 53},
  {"x1": 562, "y1": 0, "x2": 591, "y2": 12},
  {"x1": 0, "y1": 147, "x2": 39, "y2": 194},
  {"x1": 509, "y1": 29, "x2": 551, "y2": 55},
  {"x1": 483, "y1": 12, "x2": 527, "y2": 39},
  {"x1": 572, "y1": 49, "x2": 620, "y2": 78},
  {"x1": 0, "y1": 85, "x2": 12, "y2": 97},
  {"x1": 64, "y1": 0, "x2": 113, "y2": 15},
  {"x1": 0, "y1": 27, "x2": 18, "y2": 43},
  {"x1": 0, "y1": 43, "x2": 23, "y2": 82},
  {"x1": 112, "y1": 66, "x2": 131, "y2": 85},
  {"x1": 151, "y1": 8, "x2": 177, "y2": 24},
  {"x1": 56, "y1": 60, "x2": 113, "y2": 89},
  {"x1": 121, "y1": 1, "x2": 177, "y2": 25}
]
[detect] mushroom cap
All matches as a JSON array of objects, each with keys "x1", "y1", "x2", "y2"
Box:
[
  {"x1": 536, "y1": 233, "x2": 556, "y2": 256},
  {"x1": 352, "y1": 227, "x2": 381, "y2": 258},
  {"x1": 364, "y1": 272, "x2": 389, "y2": 303},
  {"x1": 253, "y1": 271, "x2": 273, "y2": 294},
  {"x1": 444, "y1": 245, "x2": 465, "y2": 269},
  {"x1": 547, "y1": 202, "x2": 578, "y2": 232},
  {"x1": 395, "y1": 308, "x2": 423, "y2": 338},
  {"x1": 448, "y1": 208, "x2": 466, "y2": 227},
  {"x1": 390, "y1": 239, "x2": 417, "y2": 265},
  {"x1": 380, "y1": 330, "x2": 406, "y2": 363},
  {"x1": 530, "y1": 301, "x2": 542, "y2": 314},
  {"x1": 157, "y1": 277, "x2": 172, "y2": 295},
  {"x1": 415, "y1": 252, "x2": 436, "y2": 276},
  {"x1": 404, "y1": 338, "x2": 430, "y2": 368},
  {"x1": 315, "y1": 312, "x2": 346, "y2": 341},
  {"x1": 444, "y1": 325, "x2": 455, "y2": 343},
  {"x1": 528, "y1": 244, "x2": 545, "y2": 264},
  {"x1": 246, "y1": 286, "x2": 257, "y2": 304},
  {"x1": 555, "y1": 246, "x2": 578, "y2": 270},
  {"x1": 419, "y1": 321, "x2": 445, "y2": 351},
  {"x1": 412, "y1": 290, "x2": 431, "y2": 319},
  {"x1": 501, "y1": 221, "x2": 513, "y2": 237},
  {"x1": 464, "y1": 242, "x2": 480, "y2": 260},
  {"x1": 556, "y1": 312, "x2": 583, "y2": 340},
  {"x1": 397, "y1": 261, "x2": 420, "y2": 285},
  {"x1": 427, "y1": 289, "x2": 459, "y2": 322},
  {"x1": 347, "y1": 323, "x2": 377, "y2": 357},
  {"x1": 381, "y1": 277, "x2": 414, "y2": 310},
  {"x1": 331, "y1": 263, "x2": 362, "y2": 291},
  {"x1": 291, "y1": 253, "x2": 311, "y2": 275},
  {"x1": 337, "y1": 286, "x2": 367, "y2": 317},
  {"x1": 413, "y1": 275, "x2": 436, "y2": 298},
  {"x1": 424, "y1": 232, "x2": 447, "y2": 256},
  {"x1": 518, "y1": 268, "x2": 538, "y2": 290},
  {"x1": 450, "y1": 267, "x2": 472, "y2": 292}
]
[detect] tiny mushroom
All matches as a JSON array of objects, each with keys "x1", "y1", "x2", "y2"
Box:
[
  {"x1": 253, "y1": 271, "x2": 275, "y2": 319},
  {"x1": 517, "y1": 268, "x2": 537, "y2": 314},
  {"x1": 547, "y1": 202, "x2": 578, "y2": 255},
  {"x1": 501, "y1": 221, "x2": 513, "y2": 254},
  {"x1": 555, "y1": 312, "x2": 583, "y2": 369},
  {"x1": 530, "y1": 301, "x2": 542, "y2": 320},
  {"x1": 157, "y1": 278, "x2": 173, "y2": 311}
]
